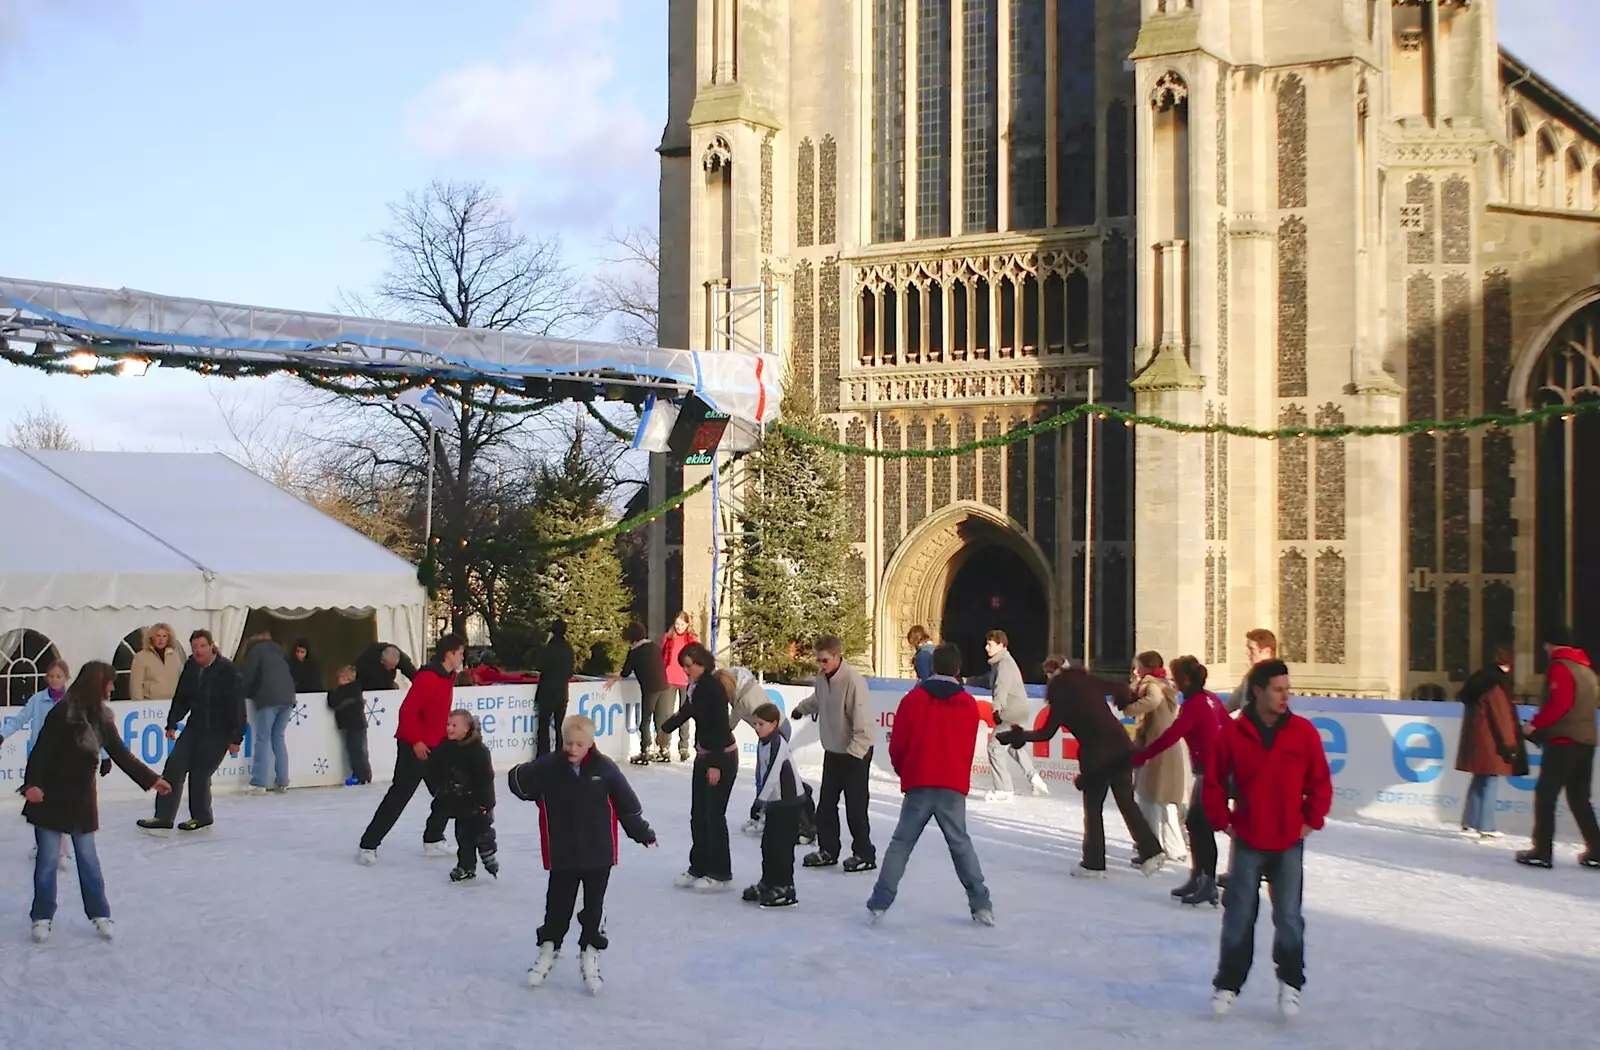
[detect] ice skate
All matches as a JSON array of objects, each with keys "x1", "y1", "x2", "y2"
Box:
[
  {"x1": 525, "y1": 942, "x2": 559, "y2": 988},
  {"x1": 742, "y1": 881, "x2": 768, "y2": 902},
  {"x1": 243, "y1": 786, "x2": 268, "y2": 796},
  {"x1": 801, "y1": 850, "x2": 838, "y2": 868},
  {"x1": 1029, "y1": 774, "x2": 1050, "y2": 796},
  {"x1": 1170, "y1": 873, "x2": 1200, "y2": 899},
  {"x1": 758, "y1": 885, "x2": 798, "y2": 909},
  {"x1": 867, "y1": 907, "x2": 885, "y2": 927},
  {"x1": 693, "y1": 876, "x2": 732, "y2": 893},
  {"x1": 1180, "y1": 874, "x2": 1220, "y2": 908},
  {"x1": 422, "y1": 840, "x2": 452, "y2": 859},
  {"x1": 971, "y1": 908, "x2": 995, "y2": 927},
  {"x1": 741, "y1": 817, "x2": 763, "y2": 838},
  {"x1": 344, "y1": 776, "x2": 361, "y2": 786},
  {"x1": 1515, "y1": 850, "x2": 1553, "y2": 868},
  {"x1": 481, "y1": 851, "x2": 500, "y2": 878},
  {"x1": 93, "y1": 918, "x2": 115, "y2": 941},
  {"x1": 629, "y1": 751, "x2": 652, "y2": 766},
  {"x1": 1070, "y1": 863, "x2": 1107, "y2": 879},
  {"x1": 982, "y1": 789, "x2": 1014, "y2": 803},
  {"x1": 1136, "y1": 851, "x2": 1168, "y2": 876},
  {"x1": 356, "y1": 848, "x2": 378, "y2": 866},
  {"x1": 843, "y1": 855, "x2": 876, "y2": 873},
  {"x1": 1278, "y1": 982, "x2": 1302, "y2": 1018},
  {"x1": 136, "y1": 818, "x2": 173, "y2": 836},
  {"x1": 1580, "y1": 852, "x2": 1599, "y2": 869},
  {"x1": 57, "y1": 852, "x2": 71, "y2": 872},
  {"x1": 448, "y1": 866, "x2": 478, "y2": 885},
  {"x1": 673, "y1": 870, "x2": 701, "y2": 888},
  {"x1": 176, "y1": 819, "x2": 213, "y2": 833},
  {"x1": 30, "y1": 920, "x2": 50, "y2": 944},
  {"x1": 579, "y1": 946, "x2": 603, "y2": 995},
  {"x1": 1211, "y1": 989, "x2": 1237, "y2": 1018},
  {"x1": 797, "y1": 829, "x2": 817, "y2": 847},
  {"x1": 652, "y1": 748, "x2": 671, "y2": 763},
  {"x1": 677, "y1": 748, "x2": 691, "y2": 763}
]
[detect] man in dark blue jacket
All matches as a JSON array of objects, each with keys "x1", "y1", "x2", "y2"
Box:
[
  {"x1": 508, "y1": 713, "x2": 655, "y2": 994},
  {"x1": 137, "y1": 630, "x2": 246, "y2": 835}
]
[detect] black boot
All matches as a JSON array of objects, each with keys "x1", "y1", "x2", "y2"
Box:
[
  {"x1": 1170, "y1": 872, "x2": 1201, "y2": 899},
  {"x1": 1180, "y1": 874, "x2": 1220, "y2": 907}
]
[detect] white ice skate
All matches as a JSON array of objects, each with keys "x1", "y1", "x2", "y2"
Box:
[
  {"x1": 741, "y1": 818, "x2": 763, "y2": 838},
  {"x1": 982, "y1": 789, "x2": 1015, "y2": 803},
  {"x1": 673, "y1": 870, "x2": 700, "y2": 889},
  {"x1": 30, "y1": 920, "x2": 50, "y2": 944},
  {"x1": 422, "y1": 841, "x2": 453, "y2": 859},
  {"x1": 1211, "y1": 989, "x2": 1237, "y2": 1018},
  {"x1": 1070, "y1": 864, "x2": 1108, "y2": 879},
  {"x1": 867, "y1": 908, "x2": 885, "y2": 927},
  {"x1": 1278, "y1": 982, "x2": 1301, "y2": 1019},
  {"x1": 1137, "y1": 852, "x2": 1168, "y2": 876},
  {"x1": 579, "y1": 946, "x2": 603, "y2": 995},
  {"x1": 93, "y1": 918, "x2": 115, "y2": 941},
  {"x1": 971, "y1": 908, "x2": 995, "y2": 927},
  {"x1": 693, "y1": 876, "x2": 732, "y2": 893},
  {"x1": 356, "y1": 849, "x2": 378, "y2": 867},
  {"x1": 58, "y1": 853, "x2": 71, "y2": 872},
  {"x1": 243, "y1": 786, "x2": 268, "y2": 796},
  {"x1": 1029, "y1": 774, "x2": 1050, "y2": 796},
  {"x1": 526, "y1": 942, "x2": 559, "y2": 988}
]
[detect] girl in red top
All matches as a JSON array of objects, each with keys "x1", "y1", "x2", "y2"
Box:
[
  {"x1": 660, "y1": 611, "x2": 697, "y2": 763},
  {"x1": 1134, "y1": 655, "x2": 1227, "y2": 906}
]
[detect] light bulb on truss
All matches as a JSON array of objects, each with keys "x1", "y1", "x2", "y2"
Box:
[
  {"x1": 67, "y1": 350, "x2": 99, "y2": 373},
  {"x1": 119, "y1": 357, "x2": 151, "y2": 377}
]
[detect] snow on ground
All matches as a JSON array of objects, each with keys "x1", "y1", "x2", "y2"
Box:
[{"x1": 0, "y1": 764, "x2": 1596, "y2": 1050}]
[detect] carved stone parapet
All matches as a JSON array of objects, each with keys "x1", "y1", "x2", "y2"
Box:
[{"x1": 840, "y1": 364, "x2": 1094, "y2": 407}]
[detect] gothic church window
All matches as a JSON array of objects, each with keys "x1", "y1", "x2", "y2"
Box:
[
  {"x1": 1057, "y1": 0, "x2": 1097, "y2": 224},
  {"x1": 1008, "y1": 0, "x2": 1047, "y2": 231},
  {"x1": 962, "y1": 0, "x2": 999, "y2": 234},
  {"x1": 797, "y1": 138, "x2": 815, "y2": 247},
  {"x1": 1536, "y1": 128, "x2": 1559, "y2": 209},
  {"x1": 872, "y1": 0, "x2": 907, "y2": 242},
  {"x1": 918, "y1": 0, "x2": 952, "y2": 238}
]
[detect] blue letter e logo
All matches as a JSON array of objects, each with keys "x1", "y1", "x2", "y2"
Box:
[{"x1": 1391, "y1": 722, "x2": 1445, "y2": 783}]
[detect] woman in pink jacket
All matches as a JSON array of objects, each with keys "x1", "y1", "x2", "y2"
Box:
[
  {"x1": 660, "y1": 611, "x2": 697, "y2": 763},
  {"x1": 1134, "y1": 655, "x2": 1227, "y2": 907}
]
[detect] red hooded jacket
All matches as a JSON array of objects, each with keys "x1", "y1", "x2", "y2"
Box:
[
  {"x1": 394, "y1": 667, "x2": 456, "y2": 749},
  {"x1": 1530, "y1": 646, "x2": 1592, "y2": 747},
  {"x1": 662, "y1": 629, "x2": 697, "y2": 689},
  {"x1": 1204, "y1": 707, "x2": 1332, "y2": 852},
  {"x1": 889, "y1": 677, "x2": 981, "y2": 795}
]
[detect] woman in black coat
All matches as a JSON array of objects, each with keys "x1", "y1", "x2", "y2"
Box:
[
  {"x1": 20, "y1": 661, "x2": 170, "y2": 943},
  {"x1": 658, "y1": 643, "x2": 738, "y2": 891}
]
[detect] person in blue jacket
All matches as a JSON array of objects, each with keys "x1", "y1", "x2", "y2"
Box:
[
  {"x1": 0, "y1": 660, "x2": 108, "y2": 870},
  {"x1": 908, "y1": 626, "x2": 936, "y2": 680}
]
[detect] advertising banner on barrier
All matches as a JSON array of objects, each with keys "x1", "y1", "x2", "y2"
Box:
[{"x1": 0, "y1": 680, "x2": 1591, "y2": 841}]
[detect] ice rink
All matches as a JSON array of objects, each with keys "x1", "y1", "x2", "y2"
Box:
[{"x1": 1, "y1": 762, "x2": 1597, "y2": 1049}]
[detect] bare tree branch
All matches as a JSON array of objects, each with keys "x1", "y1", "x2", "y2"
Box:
[
  {"x1": 5, "y1": 404, "x2": 84, "y2": 451},
  {"x1": 594, "y1": 225, "x2": 660, "y2": 347}
]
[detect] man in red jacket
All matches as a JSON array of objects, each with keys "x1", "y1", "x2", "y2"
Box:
[
  {"x1": 865, "y1": 644, "x2": 993, "y2": 927},
  {"x1": 1204, "y1": 659, "x2": 1331, "y2": 1021},
  {"x1": 357, "y1": 634, "x2": 467, "y2": 865},
  {"x1": 1517, "y1": 626, "x2": 1600, "y2": 869}
]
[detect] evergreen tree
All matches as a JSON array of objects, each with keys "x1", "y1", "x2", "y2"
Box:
[
  {"x1": 498, "y1": 439, "x2": 632, "y2": 670},
  {"x1": 731, "y1": 386, "x2": 869, "y2": 678}
]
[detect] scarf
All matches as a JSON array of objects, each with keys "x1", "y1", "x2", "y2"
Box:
[{"x1": 47, "y1": 687, "x2": 65, "y2": 702}]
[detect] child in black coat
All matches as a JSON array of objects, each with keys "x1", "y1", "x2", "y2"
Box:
[
  {"x1": 426, "y1": 710, "x2": 497, "y2": 884},
  {"x1": 326, "y1": 665, "x2": 371, "y2": 785},
  {"x1": 507, "y1": 714, "x2": 656, "y2": 994}
]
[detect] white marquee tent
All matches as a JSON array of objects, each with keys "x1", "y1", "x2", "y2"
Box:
[{"x1": 0, "y1": 447, "x2": 426, "y2": 701}]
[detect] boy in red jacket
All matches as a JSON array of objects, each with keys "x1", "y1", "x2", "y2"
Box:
[
  {"x1": 1517, "y1": 625, "x2": 1600, "y2": 869},
  {"x1": 865, "y1": 644, "x2": 993, "y2": 927},
  {"x1": 356, "y1": 634, "x2": 466, "y2": 865},
  {"x1": 1204, "y1": 659, "x2": 1331, "y2": 1021}
]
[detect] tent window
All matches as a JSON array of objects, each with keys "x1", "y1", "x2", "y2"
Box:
[
  {"x1": 1, "y1": 630, "x2": 61, "y2": 707},
  {"x1": 112, "y1": 628, "x2": 142, "y2": 701}
]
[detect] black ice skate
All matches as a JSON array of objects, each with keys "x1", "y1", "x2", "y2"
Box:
[
  {"x1": 802, "y1": 850, "x2": 838, "y2": 868},
  {"x1": 449, "y1": 866, "x2": 478, "y2": 884},
  {"x1": 652, "y1": 748, "x2": 671, "y2": 763},
  {"x1": 630, "y1": 752, "x2": 652, "y2": 766},
  {"x1": 1180, "y1": 874, "x2": 1220, "y2": 908},
  {"x1": 797, "y1": 829, "x2": 817, "y2": 846},
  {"x1": 842, "y1": 855, "x2": 877, "y2": 874},
  {"x1": 1170, "y1": 873, "x2": 1201, "y2": 899},
  {"x1": 759, "y1": 885, "x2": 798, "y2": 909},
  {"x1": 481, "y1": 851, "x2": 500, "y2": 877},
  {"x1": 136, "y1": 818, "x2": 173, "y2": 836},
  {"x1": 176, "y1": 819, "x2": 213, "y2": 833},
  {"x1": 1578, "y1": 852, "x2": 1599, "y2": 869},
  {"x1": 742, "y1": 881, "x2": 768, "y2": 902},
  {"x1": 1515, "y1": 851, "x2": 1553, "y2": 868}
]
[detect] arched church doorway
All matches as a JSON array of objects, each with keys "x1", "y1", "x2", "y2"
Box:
[
  {"x1": 940, "y1": 544, "x2": 1050, "y2": 681},
  {"x1": 1531, "y1": 298, "x2": 1600, "y2": 666}
]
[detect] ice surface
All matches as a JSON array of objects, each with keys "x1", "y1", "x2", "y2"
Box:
[{"x1": 1, "y1": 765, "x2": 1597, "y2": 1050}]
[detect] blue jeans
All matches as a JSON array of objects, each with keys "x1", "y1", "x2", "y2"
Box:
[
  {"x1": 251, "y1": 703, "x2": 292, "y2": 788},
  {"x1": 1214, "y1": 840, "x2": 1305, "y2": 993},
  {"x1": 1461, "y1": 774, "x2": 1499, "y2": 833},
  {"x1": 867, "y1": 788, "x2": 992, "y2": 915},
  {"x1": 32, "y1": 827, "x2": 110, "y2": 922}
]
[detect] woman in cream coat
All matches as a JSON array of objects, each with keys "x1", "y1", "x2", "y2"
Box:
[
  {"x1": 129, "y1": 624, "x2": 184, "y2": 702},
  {"x1": 1126, "y1": 651, "x2": 1190, "y2": 863}
]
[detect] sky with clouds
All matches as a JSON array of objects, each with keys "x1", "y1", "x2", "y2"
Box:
[{"x1": 0, "y1": 0, "x2": 1593, "y2": 454}]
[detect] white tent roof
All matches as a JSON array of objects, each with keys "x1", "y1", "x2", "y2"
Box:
[{"x1": 0, "y1": 447, "x2": 425, "y2": 614}]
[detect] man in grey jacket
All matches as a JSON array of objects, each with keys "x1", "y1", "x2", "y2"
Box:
[
  {"x1": 791, "y1": 635, "x2": 877, "y2": 872},
  {"x1": 240, "y1": 632, "x2": 298, "y2": 793},
  {"x1": 970, "y1": 631, "x2": 1048, "y2": 801}
]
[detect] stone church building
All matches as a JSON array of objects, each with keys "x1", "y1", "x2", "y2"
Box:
[{"x1": 655, "y1": 0, "x2": 1600, "y2": 697}]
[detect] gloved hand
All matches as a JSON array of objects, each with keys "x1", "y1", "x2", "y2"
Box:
[
  {"x1": 1130, "y1": 749, "x2": 1146, "y2": 768},
  {"x1": 994, "y1": 728, "x2": 1024, "y2": 748},
  {"x1": 100, "y1": 758, "x2": 112, "y2": 777},
  {"x1": 1073, "y1": 774, "x2": 1085, "y2": 791}
]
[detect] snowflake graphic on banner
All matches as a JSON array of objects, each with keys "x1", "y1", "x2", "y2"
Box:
[
  {"x1": 314, "y1": 758, "x2": 330, "y2": 774},
  {"x1": 365, "y1": 699, "x2": 386, "y2": 727},
  {"x1": 290, "y1": 703, "x2": 309, "y2": 727}
]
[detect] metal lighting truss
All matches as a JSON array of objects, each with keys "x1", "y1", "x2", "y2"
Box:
[{"x1": 0, "y1": 277, "x2": 779, "y2": 423}]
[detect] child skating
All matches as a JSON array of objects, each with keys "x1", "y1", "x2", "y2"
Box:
[
  {"x1": 741, "y1": 702, "x2": 807, "y2": 909},
  {"x1": 326, "y1": 665, "x2": 371, "y2": 786},
  {"x1": 507, "y1": 714, "x2": 656, "y2": 994},
  {"x1": 427, "y1": 710, "x2": 498, "y2": 884}
]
